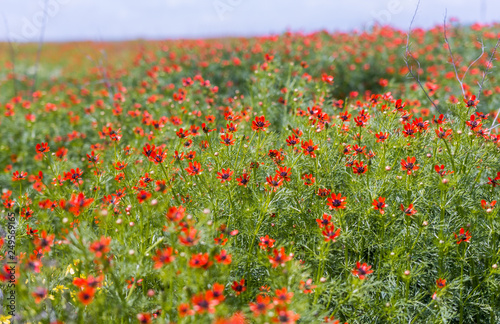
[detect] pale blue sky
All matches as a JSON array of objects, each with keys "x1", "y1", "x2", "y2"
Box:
[{"x1": 0, "y1": 0, "x2": 497, "y2": 42}]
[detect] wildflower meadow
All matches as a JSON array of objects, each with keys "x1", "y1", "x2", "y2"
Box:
[{"x1": 1, "y1": 22, "x2": 500, "y2": 323}]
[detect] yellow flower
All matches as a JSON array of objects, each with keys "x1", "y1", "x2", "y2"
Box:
[
  {"x1": 52, "y1": 285, "x2": 68, "y2": 293},
  {"x1": 0, "y1": 314, "x2": 12, "y2": 324}
]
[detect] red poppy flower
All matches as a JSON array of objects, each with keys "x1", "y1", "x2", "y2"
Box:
[
  {"x1": 152, "y1": 247, "x2": 175, "y2": 269},
  {"x1": 372, "y1": 197, "x2": 386, "y2": 214},
  {"x1": 273, "y1": 287, "x2": 293, "y2": 305},
  {"x1": 454, "y1": 228, "x2": 471, "y2": 244},
  {"x1": 466, "y1": 115, "x2": 482, "y2": 132},
  {"x1": 108, "y1": 127, "x2": 122, "y2": 141},
  {"x1": 436, "y1": 278, "x2": 446, "y2": 288},
  {"x1": 211, "y1": 283, "x2": 225, "y2": 302},
  {"x1": 352, "y1": 160, "x2": 368, "y2": 175},
  {"x1": 401, "y1": 157, "x2": 419, "y2": 175},
  {"x1": 464, "y1": 95, "x2": 479, "y2": 107},
  {"x1": 26, "y1": 224, "x2": 39, "y2": 238},
  {"x1": 89, "y1": 236, "x2": 111, "y2": 258},
  {"x1": 432, "y1": 114, "x2": 446, "y2": 124},
  {"x1": 225, "y1": 122, "x2": 238, "y2": 133},
  {"x1": 481, "y1": 199, "x2": 496, "y2": 210},
  {"x1": 34, "y1": 230, "x2": 55, "y2": 254},
  {"x1": 400, "y1": 203, "x2": 417, "y2": 217},
  {"x1": 78, "y1": 287, "x2": 96, "y2": 306},
  {"x1": 375, "y1": 132, "x2": 389, "y2": 143},
  {"x1": 326, "y1": 192, "x2": 347, "y2": 210},
  {"x1": 12, "y1": 170, "x2": 28, "y2": 181},
  {"x1": 202, "y1": 122, "x2": 216, "y2": 133},
  {"x1": 142, "y1": 143, "x2": 156, "y2": 158},
  {"x1": 352, "y1": 261, "x2": 373, "y2": 279},
  {"x1": 217, "y1": 168, "x2": 234, "y2": 183},
  {"x1": 302, "y1": 174, "x2": 315, "y2": 186},
  {"x1": 189, "y1": 252, "x2": 212, "y2": 269},
  {"x1": 339, "y1": 111, "x2": 351, "y2": 122},
  {"x1": 214, "y1": 250, "x2": 232, "y2": 265},
  {"x1": 136, "y1": 190, "x2": 151, "y2": 203},
  {"x1": 61, "y1": 192, "x2": 94, "y2": 216},
  {"x1": 412, "y1": 117, "x2": 429, "y2": 132},
  {"x1": 176, "y1": 128, "x2": 190, "y2": 139},
  {"x1": 435, "y1": 127, "x2": 453, "y2": 139},
  {"x1": 32, "y1": 287, "x2": 48, "y2": 304},
  {"x1": 136, "y1": 313, "x2": 152, "y2": 324},
  {"x1": 316, "y1": 213, "x2": 332, "y2": 228},
  {"x1": 185, "y1": 161, "x2": 203, "y2": 176},
  {"x1": 322, "y1": 224, "x2": 341, "y2": 242},
  {"x1": 185, "y1": 150, "x2": 196, "y2": 160},
  {"x1": 487, "y1": 172, "x2": 500, "y2": 187},
  {"x1": 275, "y1": 166, "x2": 292, "y2": 182},
  {"x1": 3, "y1": 199, "x2": 14, "y2": 209},
  {"x1": 73, "y1": 275, "x2": 104, "y2": 289},
  {"x1": 214, "y1": 234, "x2": 228, "y2": 246},
  {"x1": 259, "y1": 235, "x2": 276, "y2": 250},
  {"x1": 236, "y1": 173, "x2": 250, "y2": 187},
  {"x1": 249, "y1": 294, "x2": 273, "y2": 316},
  {"x1": 301, "y1": 139, "x2": 318, "y2": 158},
  {"x1": 402, "y1": 123, "x2": 417, "y2": 137},
  {"x1": 266, "y1": 175, "x2": 283, "y2": 192},
  {"x1": 166, "y1": 206, "x2": 185, "y2": 222},
  {"x1": 151, "y1": 147, "x2": 167, "y2": 164},
  {"x1": 434, "y1": 165, "x2": 453, "y2": 177},
  {"x1": 20, "y1": 207, "x2": 33, "y2": 219},
  {"x1": 36, "y1": 142, "x2": 50, "y2": 154},
  {"x1": 285, "y1": 135, "x2": 299, "y2": 146},
  {"x1": 231, "y1": 279, "x2": 246, "y2": 295},
  {"x1": 178, "y1": 227, "x2": 199, "y2": 246},
  {"x1": 351, "y1": 144, "x2": 365, "y2": 156},
  {"x1": 191, "y1": 291, "x2": 219, "y2": 314},
  {"x1": 299, "y1": 279, "x2": 317, "y2": 294},
  {"x1": 252, "y1": 116, "x2": 270, "y2": 132},
  {"x1": 113, "y1": 162, "x2": 128, "y2": 171},
  {"x1": 178, "y1": 303, "x2": 195, "y2": 317},
  {"x1": 272, "y1": 306, "x2": 300, "y2": 323},
  {"x1": 220, "y1": 133, "x2": 235, "y2": 146},
  {"x1": 268, "y1": 247, "x2": 292, "y2": 268}
]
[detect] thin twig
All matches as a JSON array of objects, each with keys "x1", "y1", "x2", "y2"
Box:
[
  {"x1": 482, "y1": 38, "x2": 500, "y2": 130},
  {"x1": 443, "y1": 11, "x2": 466, "y2": 98},
  {"x1": 444, "y1": 11, "x2": 485, "y2": 101},
  {"x1": 404, "y1": 0, "x2": 443, "y2": 114}
]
